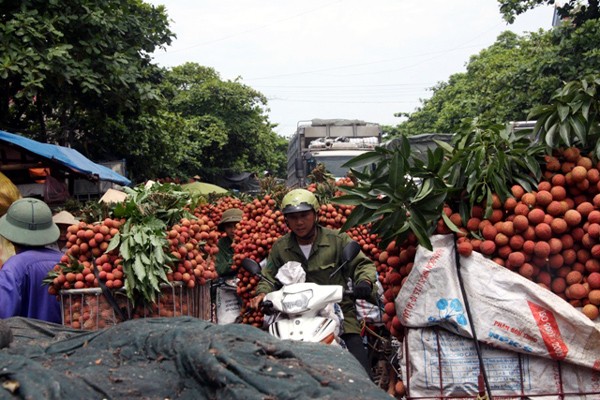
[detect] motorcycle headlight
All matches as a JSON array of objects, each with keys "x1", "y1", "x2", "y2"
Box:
[{"x1": 281, "y1": 289, "x2": 313, "y2": 314}]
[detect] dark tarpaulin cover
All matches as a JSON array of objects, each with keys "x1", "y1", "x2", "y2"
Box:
[
  {"x1": 0, "y1": 130, "x2": 131, "y2": 186},
  {"x1": 0, "y1": 317, "x2": 389, "y2": 400},
  {"x1": 217, "y1": 172, "x2": 260, "y2": 194}
]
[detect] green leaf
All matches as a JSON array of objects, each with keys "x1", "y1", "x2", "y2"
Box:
[
  {"x1": 156, "y1": 266, "x2": 169, "y2": 283},
  {"x1": 569, "y1": 116, "x2": 587, "y2": 145},
  {"x1": 544, "y1": 112, "x2": 558, "y2": 133},
  {"x1": 514, "y1": 175, "x2": 538, "y2": 193},
  {"x1": 120, "y1": 241, "x2": 131, "y2": 259},
  {"x1": 154, "y1": 245, "x2": 165, "y2": 265},
  {"x1": 340, "y1": 206, "x2": 369, "y2": 231},
  {"x1": 342, "y1": 151, "x2": 383, "y2": 168},
  {"x1": 148, "y1": 271, "x2": 160, "y2": 290},
  {"x1": 134, "y1": 231, "x2": 146, "y2": 245},
  {"x1": 581, "y1": 99, "x2": 591, "y2": 121},
  {"x1": 413, "y1": 191, "x2": 447, "y2": 211},
  {"x1": 133, "y1": 257, "x2": 146, "y2": 280},
  {"x1": 149, "y1": 235, "x2": 163, "y2": 247},
  {"x1": 140, "y1": 252, "x2": 151, "y2": 265},
  {"x1": 523, "y1": 155, "x2": 542, "y2": 181},
  {"x1": 558, "y1": 122, "x2": 571, "y2": 146},
  {"x1": 441, "y1": 213, "x2": 461, "y2": 234},
  {"x1": 107, "y1": 234, "x2": 121, "y2": 253},
  {"x1": 557, "y1": 104, "x2": 570, "y2": 122},
  {"x1": 360, "y1": 199, "x2": 386, "y2": 210},
  {"x1": 332, "y1": 194, "x2": 366, "y2": 206},
  {"x1": 389, "y1": 152, "x2": 404, "y2": 190},
  {"x1": 373, "y1": 203, "x2": 402, "y2": 216},
  {"x1": 125, "y1": 270, "x2": 136, "y2": 295},
  {"x1": 545, "y1": 123, "x2": 558, "y2": 147},
  {"x1": 412, "y1": 178, "x2": 433, "y2": 202},
  {"x1": 433, "y1": 139, "x2": 454, "y2": 153},
  {"x1": 408, "y1": 219, "x2": 432, "y2": 251},
  {"x1": 484, "y1": 188, "x2": 493, "y2": 219}
]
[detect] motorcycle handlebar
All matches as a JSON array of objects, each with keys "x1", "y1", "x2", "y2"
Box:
[
  {"x1": 262, "y1": 300, "x2": 273, "y2": 308},
  {"x1": 260, "y1": 299, "x2": 275, "y2": 315}
]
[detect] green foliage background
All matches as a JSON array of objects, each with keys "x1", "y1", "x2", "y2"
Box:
[
  {"x1": 0, "y1": 0, "x2": 287, "y2": 183},
  {"x1": 389, "y1": 19, "x2": 600, "y2": 137},
  {"x1": 1, "y1": 0, "x2": 600, "y2": 185}
]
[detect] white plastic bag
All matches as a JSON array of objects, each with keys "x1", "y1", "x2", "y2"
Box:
[{"x1": 275, "y1": 261, "x2": 306, "y2": 285}]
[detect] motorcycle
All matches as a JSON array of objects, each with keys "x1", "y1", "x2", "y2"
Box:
[{"x1": 241, "y1": 240, "x2": 361, "y2": 345}]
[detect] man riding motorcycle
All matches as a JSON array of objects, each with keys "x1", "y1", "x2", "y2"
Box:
[{"x1": 249, "y1": 188, "x2": 377, "y2": 373}]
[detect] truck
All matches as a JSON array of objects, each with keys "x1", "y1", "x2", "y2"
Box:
[{"x1": 286, "y1": 118, "x2": 383, "y2": 188}]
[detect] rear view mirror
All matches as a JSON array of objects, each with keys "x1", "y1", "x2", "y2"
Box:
[
  {"x1": 342, "y1": 241, "x2": 361, "y2": 264},
  {"x1": 241, "y1": 258, "x2": 262, "y2": 275},
  {"x1": 330, "y1": 241, "x2": 361, "y2": 278},
  {"x1": 241, "y1": 258, "x2": 278, "y2": 288}
]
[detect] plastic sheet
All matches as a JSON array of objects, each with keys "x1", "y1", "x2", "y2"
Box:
[{"x1": 0, "y1": 316, "x2": 390, "y2": 400}]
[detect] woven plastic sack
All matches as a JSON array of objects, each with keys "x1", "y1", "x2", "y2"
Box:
[
  {"x1": 395, "y1": 234, "x2": 600, "y2": 371},
  {"x1": 402, "y1": 327, "x2": 600, "y2": 399}
]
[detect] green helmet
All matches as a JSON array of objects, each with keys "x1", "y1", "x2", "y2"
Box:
[
  {"x1": 281, "y1": 189, "x2": 319, "y2": 215},
  {"x1": 0, "y1": 198, "x2": 60, "y2": 246}
]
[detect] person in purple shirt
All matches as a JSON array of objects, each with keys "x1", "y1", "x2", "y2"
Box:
[{"x1": 0, "y1": 198, "x2": 62, "y2": 324}]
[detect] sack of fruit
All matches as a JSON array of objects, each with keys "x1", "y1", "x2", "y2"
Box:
[{"x1": 396, "y1": 234, "x2": 600, "y2": 371}]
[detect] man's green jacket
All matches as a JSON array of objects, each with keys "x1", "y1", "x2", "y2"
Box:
[
  {"x1": 216, "y1": 236, "x2": 235, "y2": 278},
  {"x1": 255, "y1": 225, "x2": 377, "y2": 335}
]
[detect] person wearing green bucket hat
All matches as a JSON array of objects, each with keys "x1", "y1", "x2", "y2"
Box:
[
  {"x1": 214, "y1": 208, "x2": 244, "y2": 324},
  {"x1": 215, "y1": 208, "x2": 243, "y2": 278},
  {"x1": 0, "y1": 198, "x2": 62, "y2": 323}
]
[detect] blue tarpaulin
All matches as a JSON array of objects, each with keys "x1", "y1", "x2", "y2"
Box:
[{"x1": 0, "y1": 130, "x2": 131, "y2": 186}]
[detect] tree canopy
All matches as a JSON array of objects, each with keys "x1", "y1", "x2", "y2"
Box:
[
  {"x1": 0, "y1": 1, "x2": 288, "y2": 183},
  {"x1": 157, "y1": 63, "x2": 288, "y2": 181},
  {"x1": 498, "y1": 0, "x2": 599, "y2": 26},
  {"x1": 392, "y1": 18, "x2": 600, "y2": 136},
  {"x1": 0, "y1": 0, "x2": 173, "y2": 145}
]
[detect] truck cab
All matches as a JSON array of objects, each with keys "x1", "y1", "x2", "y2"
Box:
[{"x1": 287, "y1": 119, "x2": 382, "y2": 187}]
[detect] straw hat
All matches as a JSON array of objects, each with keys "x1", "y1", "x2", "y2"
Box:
[
  {"x1": 52, "y1": 210, "x2": 79, "y2": 226},
  {"x1": 0, "y1": 198, "x2": 60, "y2": 246}
]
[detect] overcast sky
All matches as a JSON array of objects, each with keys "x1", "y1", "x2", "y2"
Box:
[{"x1": 146, "y1": 1, "x2": 556, "y2": 137}]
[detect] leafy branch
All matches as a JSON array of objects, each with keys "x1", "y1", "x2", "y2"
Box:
[
  {"x1": 529, "y1": 75, "x2": 600, "y2": 158},
  {"x1": 334, "y1": 136, "x2": 449, "y2": 250},
  {"x1": 438, "y1": 118, "x2": 545, "y2": 221},
  {"x1": 107, "y1": 217, "x2": 174, "y2": 305},
  {"x1": 332, "y1": 77, "x2": 598, "y2": 252},
  {"x1": 107, "y1": 182, "x2": 194, "y2": 305}
]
